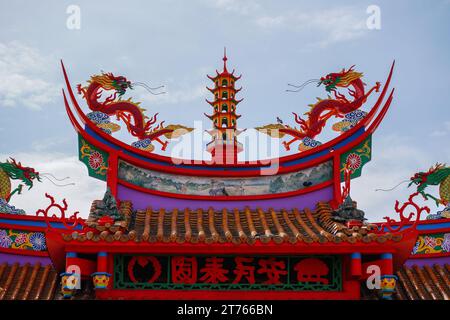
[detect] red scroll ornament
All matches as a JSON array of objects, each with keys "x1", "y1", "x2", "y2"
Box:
[
  {"x1": 35, "y1": 193, "x2": 83, "y2": 230},
  {"x1": 379, "y1": 192, "x2": 430, "y2": 234}
]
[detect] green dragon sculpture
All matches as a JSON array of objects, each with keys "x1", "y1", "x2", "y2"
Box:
[
  {"x1": 409, "y1": 163, "x2": 450, "y2": 206},
  {"x1": 0, "y1": 158, "x2": 41, "y2": 202}
]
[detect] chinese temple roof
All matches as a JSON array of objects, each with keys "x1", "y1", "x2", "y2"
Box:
[
  {"x1": 0, "y1": 262, "x2": 58, "y2": 300},
  {"x1": 395, "y1": 264, "x2": 450, "y2": 300},
  {"x1": 62, "y1": 200, "x2": 403, "y2": 245}
]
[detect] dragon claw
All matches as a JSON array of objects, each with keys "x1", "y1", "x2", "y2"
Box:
[{"x1": 375, "y1": 81, "x2": 381, "y2": 92}]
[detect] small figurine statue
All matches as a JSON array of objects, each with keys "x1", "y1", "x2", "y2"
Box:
[
  {"x1": 91, "y1": 187, "x2": 123, "y2": 221},
  {"x1": 380, "y1": 275, "x2": 398, "y2": 300},
  {"x1": 332, "y1": 195, "x2": 366, "y2": 222}
]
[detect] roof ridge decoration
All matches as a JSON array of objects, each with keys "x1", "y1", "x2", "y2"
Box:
[
  {"x1": 65, "y1": 61, "x2": 193, "y2": 153},
  {"x1": 0, "y1": 158, "x2": 41, "y2": 214},
  {"x1": 376, "y1": 163, "x2": 450, "y2": 220},
  {"x1": 0, "y1": 158, "x2": 76, "y2": 215},
  {"x1": 35, "y1": 193, "x2": 83, "y2": 230},
  {"x1": 380, "y1": 192, "x2": 429, "y2": 235},
  {"x1": 256, "y1": 61, "x2": 394, "y2": 153},
  {"x1": 408, "y1": 163, "x2": 450, "y2": 207},
  {"x1": 62, "y1": 56, "x2": 395, "y2": 173}
]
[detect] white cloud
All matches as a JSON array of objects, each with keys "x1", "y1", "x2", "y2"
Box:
[
  {"x1": 430, "y1": 120, "x2": 450, "y2": 137},
  {"x1": 0, "y1": 152, "x2": 105, "y2": 219},
  {"x1": 204, "y1": 1, "x2": 369, "y2": 47},
  {"x1": 207, "y1": 0, "x2": 261, "y2": 15},
  {"x1": 137, "y1": 83, "x2": 206, "y2": 106},
  {"x1": 255, "y1": 15, "x2": 286, "y2": 28},
  {"x1": 254, "y1": 8, "x2": 367, "y2": 48},
  {"x1": 31, "y1": 136, "x2": 71, "y2": 152},
  {"x1": 0, "y1": 41, "x2": 58, "y2": 110}
]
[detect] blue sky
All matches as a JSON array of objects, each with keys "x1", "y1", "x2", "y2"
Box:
[{"x1": 0, "y1": 0, "x2": 449, "y2": 219}]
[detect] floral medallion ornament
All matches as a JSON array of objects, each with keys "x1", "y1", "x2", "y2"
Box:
[
  {"x1": 29, "y1": 232, "x2": 46, "y2": 251},
  {"x1": 346, "y1": 153, "x2": 362, "y2": 170},
  {"x1": 78, "y1": 135, "x2": 109, "y2": 181},
  {"x1": 340, "y1": 135, "x2": 372, "y2": 181},
  {"x1": 14, "y1": 233, "x2": 27, "y2": 246},
  {"x1": 0, "y1": 229, "x2": 12, "y2": 248},
  {"x1": 411, "y1": 232, "x2": 449, "y2": 255},
  {"x1": 442, "y1": 233, "x2": 450, "y2": 252},
  {"x1": 424, "y1": 235, "x2": 437, "y2": 248},
  {"x1": 88, "y1": 151, "x2": 104, "y2": 170}
]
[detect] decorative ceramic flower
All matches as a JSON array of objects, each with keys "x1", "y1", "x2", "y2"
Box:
[
  {"x1": 14, "y1": 233, "x2": 28, "y2": 245},
  {"x1": 29, "y1": 232, "x2": 46, "y2": 251},
  {"x1": 442, "y1": 233, "x2": 450, "y2": 252},
  {"x1": 346, "y1": 153, "x2": 362, "y2": 170},
  {"x1": 0, "y1": 230, "x2": 12, "y2": 248},
  {"x1": 88, "y1": 151, "x2": 103, "y2": 170},
  {"x1": 424, "y1": 235, "x2": 437, "y2": 248}
]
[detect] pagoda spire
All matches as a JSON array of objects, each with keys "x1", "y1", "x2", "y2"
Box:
[
  {"x1": 223, "y1": 47, "x2": 228, "y2": 72},
  {"x1": 205, "y1": 50, "x2": 243, "y2": 164}
]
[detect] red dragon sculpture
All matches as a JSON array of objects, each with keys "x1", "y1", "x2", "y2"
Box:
[
  {"x1": 291, "y1": 65, "x2": 380, "y2": 138},
  {"x1": 77, "y1": 71, "x2": 192, "y2": 151},
  {"x1": 257, "y1": 64, "x2": 386, "y2": 151}
]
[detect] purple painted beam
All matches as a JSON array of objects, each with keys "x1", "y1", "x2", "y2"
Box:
[
  {"x1": 0, "y1": 252, "x2": 52, "y2": 266},
  {"x1": 117, "y1": 184, "x2": 334, "y2": 211},
  {"x1": 404, "y1": 256, "x2": 450, "y2": 268}
]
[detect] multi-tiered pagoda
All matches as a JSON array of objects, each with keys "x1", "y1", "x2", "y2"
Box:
[{"x1": 205, "y1": 49, "x2": 243, "y2": 164}]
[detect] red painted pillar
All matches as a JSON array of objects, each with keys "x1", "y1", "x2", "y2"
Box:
[
  {"x1": 65, "y1": 252, "x2": 80, "y2": 275},
  {"x1": 107, "y1": 152, "x2": 119, "y2": 198},
  {"x1": 379, "y1": 253, "x2": 397, "y2": 300},
  {"x1": 332, "y1": 154, "x2": 342, "y2": 208},
  {"x1": 65, "y1": 252, "x2": 77, "y2": 267},
  {"x1": 380, "y1": 253, "x2": 393, "y2": 275},
  {"x1": 91, "y1": 252, "x2": 111, "y2": 291},
  {"x1": 97, "y1": 252, "x2": 108, "y2": 272},
  {"x1": 350, "y1": 253, "x2": 362, "y2": 277}
]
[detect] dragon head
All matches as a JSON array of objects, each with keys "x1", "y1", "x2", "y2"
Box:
[
  {"x1": 409, "y1": 163, "x2": 445, "y2": 188},
  {"x1": 318, "y1": 65, "x2": 363, "y2": 93},
  {"x1": 409, "y1": 172, "x2": 426, "y2": 188},
  {"x1": 91, "y1": 72, "x2": 132, "y2": 97},
  {"x1": 0, "y1": 158, "x2": 41, "y2": 190}
]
